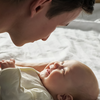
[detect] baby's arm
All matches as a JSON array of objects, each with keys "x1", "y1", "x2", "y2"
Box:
[
  {"x1": 16, "y1": 62, "x2": 49, "y2": 72},
  {"x1": 0, "y1": 58, "x2": 15, "y2": 70}
]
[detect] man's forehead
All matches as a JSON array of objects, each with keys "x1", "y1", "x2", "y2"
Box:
[{"x1": 61, "y1": 8, "x2": 82, "y2": 25}]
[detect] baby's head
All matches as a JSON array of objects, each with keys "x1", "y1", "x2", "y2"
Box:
[{"x1": 39, "y1": 60, "x2": 99, "y2": 100}]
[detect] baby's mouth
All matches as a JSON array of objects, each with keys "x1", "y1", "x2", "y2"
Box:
[
  {"x1": 47, "y1": 69, "x2": 51, "y2": 74},
  {"x1": 46, "y1": 64, "x2": 55, "y2": 75}
]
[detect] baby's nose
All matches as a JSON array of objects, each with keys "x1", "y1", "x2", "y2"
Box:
[{"x1": 54, "y1": 62, "x2": 61, "y2": 69}]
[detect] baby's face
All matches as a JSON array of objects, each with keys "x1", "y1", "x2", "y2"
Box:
[
  {"x1": 39, "y1": 60, "x2": 80, "y2": 94},
  {"x1": 39, "y1": 60, "x2": 99, "y2": 98}
]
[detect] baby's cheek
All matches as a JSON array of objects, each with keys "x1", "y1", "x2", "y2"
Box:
[
  {"x1": 47, "y1": 72, "x2": 61, "y2": 84},
  {"x1": 44, "y1": 73, "x2": 62, "y2": 92}
]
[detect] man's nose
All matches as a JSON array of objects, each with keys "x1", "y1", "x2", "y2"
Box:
[{"x1": 42, "y1": 35, "x2": 50, "y2": 41}]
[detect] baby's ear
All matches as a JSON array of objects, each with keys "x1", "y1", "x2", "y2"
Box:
[{"x1": 57, "y1": 94, "x2": 73, "y2": 100}]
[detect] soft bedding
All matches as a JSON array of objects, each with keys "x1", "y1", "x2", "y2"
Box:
[{"x1": 0, "y1": 3, "x2": 100, "y2": 100}]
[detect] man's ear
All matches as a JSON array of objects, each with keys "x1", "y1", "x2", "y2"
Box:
[
  {"x1": 30, "y1": 0, "x2": 52, "y2": 18},
  {"x1": 57, "y1": 94, "x2": 73, "y2": 100}
]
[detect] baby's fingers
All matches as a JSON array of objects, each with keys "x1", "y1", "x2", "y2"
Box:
[
  {"x1": 45, "y1": 62, "x2": 55, "y2": 69},
  {"x1": 0, "y1": 60, "x2": 8, "y2": 69},
  {"x1": 10, "y1": 58, "x2": 15, "y2": 63},
  {"x1": 0, "y1": 59, "x2": 15, "y2": 69}
]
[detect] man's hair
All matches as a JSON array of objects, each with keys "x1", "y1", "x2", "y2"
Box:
[
  {"x1": 2, "y1": 0, "x2": 95, "y2": 19},
  {"x1": 0, "y1": 0, "x2": 25, "y2": 4},
  {"x1": 46, "y1": 0, "x2": 95, "y2": 19}
]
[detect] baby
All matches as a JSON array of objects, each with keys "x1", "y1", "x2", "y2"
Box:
[{"x1": 0, "y1": 59, "x2": 99, "y2": 100}]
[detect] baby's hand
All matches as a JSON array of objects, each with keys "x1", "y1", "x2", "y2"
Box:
[{"x1": 0, "y1": 58, "x2": 15, "y2": 70}]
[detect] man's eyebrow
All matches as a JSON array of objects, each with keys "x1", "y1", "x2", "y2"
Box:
[{"x1": 65, "y1": 24, "x2": 69, "y2": 26}]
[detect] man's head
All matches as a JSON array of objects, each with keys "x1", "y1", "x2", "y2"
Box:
[
  {"x1": 2, "y1": 0, "x2": 95, "y2": 17},
  {"x1": 46, "y1": 0, "x2": 95, "y2": 19},
  {"x1": 39, "y1": 60, "x2": 99, "y2": 100},
  {"x1": 0, "y1": 0, "x2": 95, "y2": 46}
]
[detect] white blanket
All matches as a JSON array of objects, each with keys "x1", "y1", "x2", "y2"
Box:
[{"x1": 0, "y1": 3, "x2": 100, "y2": 100}]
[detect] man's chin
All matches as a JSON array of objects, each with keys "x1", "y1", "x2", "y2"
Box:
[
  {"x1": 12, "y1": 40, "x2": 25, "y2": 46},
  {"x1": 11, "y1": 36, "x2": 39, "y2": 46}
]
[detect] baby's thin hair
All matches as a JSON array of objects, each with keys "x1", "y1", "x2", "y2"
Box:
[
  {"x1": 71, "y1": 82, "x2": 98, "y2": 100},
  {"x1": 72, "y1": 90, "x2": 97, "y2": 100}
]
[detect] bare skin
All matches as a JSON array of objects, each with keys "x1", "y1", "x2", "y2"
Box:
[
  {"x1": 0, "y1": 58, "x2": 15, "y2": 69},
  {"x1": 0, "y1": 0, "x2": 82, "y2": 46},
  {"x1": 16, "y1": 61, "x2": 49, "y2": 72},
  {"x1": 0, "y1": 59, "x2": 49, "y2": 72}
]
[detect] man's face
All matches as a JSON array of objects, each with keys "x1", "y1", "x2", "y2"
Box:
[{"x1": 9, "y1": 8, "x2": 82, "y2": 46}]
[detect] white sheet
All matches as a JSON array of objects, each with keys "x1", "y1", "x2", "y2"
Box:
[{"x1": 0, "y1": 3, "x2": 100, "y2": 100}]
